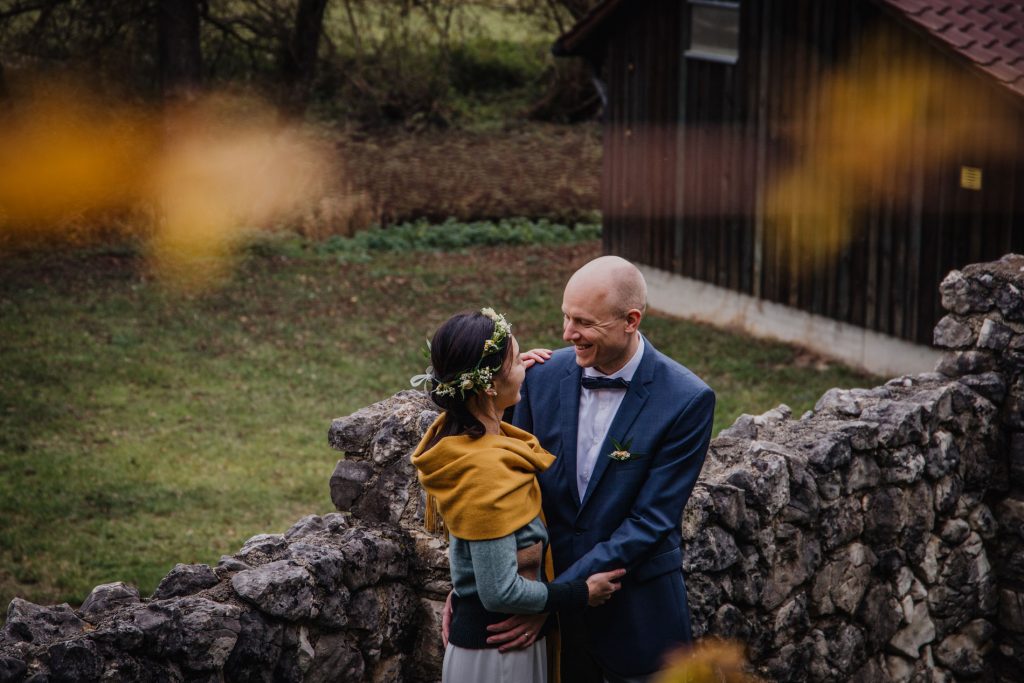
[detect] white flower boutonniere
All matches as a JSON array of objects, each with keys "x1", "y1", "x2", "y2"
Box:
[{"x1": 607, "y1": 437, "x2": 637, "y2": 462}]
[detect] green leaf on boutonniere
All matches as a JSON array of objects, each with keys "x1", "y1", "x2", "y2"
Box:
[{"x1": 608, "y1": 437, "x2": 634, "y2": 461}]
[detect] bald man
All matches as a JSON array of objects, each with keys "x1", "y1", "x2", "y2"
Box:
[{"x1": 493, "y1": 256, "x2": 715, "y2": 682}]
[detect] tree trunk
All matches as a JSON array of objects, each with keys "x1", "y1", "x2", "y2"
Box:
[
  {"x1": 279, "y1": 0, "x2": 330, "y2": 115},
  {"x1": 0, "y1": 61, "x2": 9, "y2": 104},
  {"x1": 158, "y1": 0, "x2": 202, "y2": 97}
]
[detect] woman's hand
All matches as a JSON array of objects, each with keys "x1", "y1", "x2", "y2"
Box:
[
  {"x1": 586, "y1": 568, "x2": 626, "y2": 607},
  {"x1": 520, "y1": 348, "x2": 552, "y2": 369},
  {"x1": 442, "y1": 590, "x2": 453, "y2": 648}
]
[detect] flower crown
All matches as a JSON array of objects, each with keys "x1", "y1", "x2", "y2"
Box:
[{"x1": 411, "y1": 308, "x2": 512, "y2": 399}]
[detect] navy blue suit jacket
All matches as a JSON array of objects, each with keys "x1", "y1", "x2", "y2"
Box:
[{"x1": 512, "y1": 336, "x2": 714, "y2": 676}]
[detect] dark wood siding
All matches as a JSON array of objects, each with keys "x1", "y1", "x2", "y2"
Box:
[{"x1": 600, "y1": 0, "x2": 1024, "y2": 345}]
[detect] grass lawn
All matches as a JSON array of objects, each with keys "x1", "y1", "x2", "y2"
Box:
[{"x1": 0, "y1": 239, "x2": 878, "y2": 615}]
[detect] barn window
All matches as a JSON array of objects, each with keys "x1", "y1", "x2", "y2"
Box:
[{"x1": 685, "y1": 0, "x2": 739, "y2": 64}]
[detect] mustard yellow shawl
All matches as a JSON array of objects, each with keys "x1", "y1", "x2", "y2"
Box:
[{"x1": 410, "y1": 414, "x2": 555, "y2": 540}]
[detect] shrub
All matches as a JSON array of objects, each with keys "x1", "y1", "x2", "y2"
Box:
[{"x1": 314, "y1": 217, "x2": 600, "y2": 260}]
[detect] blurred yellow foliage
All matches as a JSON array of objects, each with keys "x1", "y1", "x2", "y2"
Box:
[
  {"x1": 655, "y1": 639, "x2": 764, "y2": 683},
  {"x1": 766, "y1": 29, "x2": 1019, "y2": 264},
  {"x1": 0, "y1": 80, "x2": 334, "y2": 289}
]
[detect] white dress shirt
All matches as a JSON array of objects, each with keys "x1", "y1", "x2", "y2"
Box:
[{"x1": 576, "y1": 336, "x2": 645, "y2": 500}]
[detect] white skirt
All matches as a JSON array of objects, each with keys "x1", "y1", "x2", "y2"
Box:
[{"x1": 442, "y1": 638, "x2": 547, "y2": 683}]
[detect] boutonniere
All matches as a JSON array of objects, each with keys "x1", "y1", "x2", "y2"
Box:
[{"x1": 607, "y1": 437, "x2": 638, "y2": 461}]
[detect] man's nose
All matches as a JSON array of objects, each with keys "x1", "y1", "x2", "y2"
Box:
[{"x1": 563, "y1": 322, "x2": 578, "y2": 342}]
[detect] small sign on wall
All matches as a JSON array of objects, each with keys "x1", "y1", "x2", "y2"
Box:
[{"x1": 960, "y1": 166, "x2": 982, "y2": 190}]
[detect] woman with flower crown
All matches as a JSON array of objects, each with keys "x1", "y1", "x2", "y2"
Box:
[{"x1": 410, "y1": 308, "x2": 625, "y2": 683}]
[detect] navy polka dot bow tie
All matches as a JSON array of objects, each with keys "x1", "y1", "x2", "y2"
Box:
[{"x1": 581, "y1": 376, "x2": 631, "y2": 390}]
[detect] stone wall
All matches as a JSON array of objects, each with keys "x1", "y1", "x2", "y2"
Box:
[{"x1": 1, "y1": 254, "x2": 1021, "y2": 682}]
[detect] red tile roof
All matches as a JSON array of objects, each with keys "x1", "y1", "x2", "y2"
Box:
[{"x1": 879, "y1": 0, "x2": 1024, "y2": 98}]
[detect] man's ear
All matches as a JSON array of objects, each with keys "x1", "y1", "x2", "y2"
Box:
[{"x1": 624, "y1": 309, "x2": 642, "y2": 333}]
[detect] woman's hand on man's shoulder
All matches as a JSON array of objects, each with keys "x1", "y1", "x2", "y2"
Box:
[{"x1": 520, "y1": 348, "x2": 552, "y2": 370}]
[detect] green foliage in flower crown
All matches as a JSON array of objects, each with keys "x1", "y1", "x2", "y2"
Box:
[
  {"x1": 412, "y1": 308, "x2": 513, "y2": 399},
  {"x1": 316, "y1": 218, "x2": 601, "y2": 261}
]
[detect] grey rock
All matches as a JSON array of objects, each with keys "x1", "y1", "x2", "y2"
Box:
[
  {"x1": 934, "y1": 619, "x2": 994, "y2": 677},
  {"x1": 408, "y1": 599, "x2": 446, "y2": 682},
  {"x1": 237, "y1": 534, "x2": 288, "y2": 566},
  {"x1": 2, "y1": 600, "x2": 85, "y2": 646},
  {"x1": 285, "y1": 515, "x2": 326, "y2": 541},
  {"x1": 711, "y1": 603, "x2": 752, "y2": 642},
  {"x1": 999, "y1": 589, "x2": 1024, "y2": 632},
  {"x1": 967, "y1": 503, "x2": 997, "y2": 541},
  {"x1": 933, "y1": 315, "x2": 975, "y2": 348},
  {"x1": 216, "y1": 556, "x2": 251, "y2": 574},
  {"x1": 223, "y1": 611, "x2": 284, "y2": 683},
  {"x1": 79, "y1": 582, "x2": 140, "y2": 620},
  {"x1": 814, "y1": 622, "x2": 866, "y2": 677},
  {"x1": 771, "y1": 593, "x2": 809, "y2": 648},
  {"x1": 939, "y1": 519, "x2": 970, "y2": 545},
  {"x1": 288, "y1": 543, "x2": 346, "y2": 593},
  {"x1": 803, "y1": 432, "x2": 852, "y2": 473},
  {"x1": 761, "y1": 526, "x2": 821, "y2": 610},
  {"x1": 933, "y1": 475, "x2": 962, "y2": 515},
  {"x1": 231, "y1": 561, "x2": 316, "y2": 621},
  {"x1": 90, "y1": 621, "x2": 143, "y2": 651},
  {"x1": 152, "y1": 564, "x2": 219, "y2": 600},
  {"x1": 940, "y1": 269, "x2": 990, "y2": 315},
  {"x1": 838, "y1": 420, "x2": 880, "y2": 451},
  {"x1": 1011, "y1": 432, "x2": 1024, "y2": 487},
  {"x1": 708, "y1": 484, "x2": 754, "y2": 535},
  {"x1": 47, "y1": 639, "x2": 102, "y2": 682},
  {"x1": 753, "y1": 404, "x2": 791, "y2": 425},
  {"x1": 681, "y1": 525, "x2": 741, "y2": 573},
  {"x1": 726, "y1": 444, "x2": 790, "y2": 515},
  {"x1": 680, "y1": 486, "x2": 711, "y2": 542},
  {"x1": 815, "y1": 388, "x2": 864, "y2": 417},
  {"x1": 878, "y1": 446, "x2": 926, "y2": 484},
  {"x1": 858, "y1": 582, "x2": 904, "y2": 651},
  {"x1": 322, "y1": 512, "x2": 349, "y2": 533},
  {"x1": 352, "y1": 457, "x2": 415, "y2": 525},
  {"x1": 936, "y1": 350, "x2": 996, "y2": 377},
  {"x1": 811, "y1": 543, "x2": 875, "y2": 615},
  {"x1": 863, "y1": 487, "x2": 907, "y2": 545},
  {"x1": 994, "y1": 281, "x2": 1024, "y2": 320},
  {"x1": 924, "y1": 431, "x2": 959, "y2": 480},
  {"x1": 172, "y1": 597, "x2": 242, "y2": 671},
  {"x1": 861, "y1": 400, "x2": 927, "y2": 448},
  {"x1": 843, "y1": 454, "x2": 881, "y2": 493},
  {"x1": 780, "y1": 462, "x2": 820, "y2": 526},
  {"x1": 347, "y1": 583, "x2": 417, "y2": 655},
  {"x1": 0, "y1": 656, "x2": 27, "y2": 682},
  {"x1": 306, "y1": 632, "x2": 363, "y2": 683},
  {"x1": 1008, "y1": 379, "x2": 1024, "y2": 430},
  {"x1": 336, "y1": 528, "x2": 410, "y2": 590},
  {"x1": 889, "y1": 600, "x2": 936, "y2": 658},
  {"x1": 958, "y1": 371, "x2": 1007, "y2": 404},
  {"x1": 718, "y1": 413, "x2": 757, "y2": 440},
  {"x1": 820, "y1": 498, "x2": 864, "y2": 552},
  {"x1": 330, "y1": 460, "x2": 374, "y2": 512}
]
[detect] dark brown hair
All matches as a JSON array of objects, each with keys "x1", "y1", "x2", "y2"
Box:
[{"x1": 426, "y1": 311, "x2": 512, "y2": 447}]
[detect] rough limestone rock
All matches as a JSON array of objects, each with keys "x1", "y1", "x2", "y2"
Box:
[{"x1": 2, "y1": 254, "x2": 1023, "y2": 682}]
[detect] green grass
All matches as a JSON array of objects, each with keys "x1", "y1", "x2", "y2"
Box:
[{"x1": 0, "y1": 238, "x2": 877, "y2": 614}]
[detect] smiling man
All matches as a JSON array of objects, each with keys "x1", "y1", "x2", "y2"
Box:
[{"x1": 492, "y1": 255, "x2": 716, "y2": 683}]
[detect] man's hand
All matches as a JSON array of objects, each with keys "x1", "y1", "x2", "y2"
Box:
[
  {"x1": 520, "y1": 348, "x2": 552, "y2": 369},
  {"x1": 485, "y1": 612, "x2": 548, "y2": 652},
  {"x1": 442, "y1": 591, "x2": 452, "y2": 648}
]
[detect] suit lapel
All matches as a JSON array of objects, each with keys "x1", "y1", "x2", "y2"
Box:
[
  {"x1": 559, "y1": 363, "x2": 583, "y2": 508},
  {"x1": 577, "y1": 340, "x2": 655, "y2": 513}
]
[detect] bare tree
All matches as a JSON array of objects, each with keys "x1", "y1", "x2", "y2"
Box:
[
  {"x1": 279, "y1": 0, "x2": 330, "y2": 114},
  {"x1": 158, "y1": 0, "x2": 202, "y2": 97}
]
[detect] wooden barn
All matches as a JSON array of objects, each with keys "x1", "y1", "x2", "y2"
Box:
[{"x1": 555, "y1": 0, "x2": 1024, "y2": 375}]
